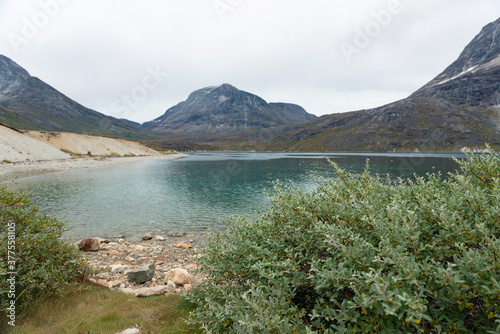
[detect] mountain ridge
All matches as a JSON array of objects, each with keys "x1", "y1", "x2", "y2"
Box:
[
  {"x1": 1, "y1": 18, "x2": 499, "y2": 152},
  {"x1": 0, "y1": 55, "x2": 152, "y2": 141},
  {"x1": 411, "y1": 17, "x2": 500, "y2": 108},
  {"x1": 142, "y1": 83, "x2": 316, "y2": 136}
]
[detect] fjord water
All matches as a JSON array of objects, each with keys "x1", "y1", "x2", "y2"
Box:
[{"x1": 10, "y1": 152, "x2": 462, "y2": 241}]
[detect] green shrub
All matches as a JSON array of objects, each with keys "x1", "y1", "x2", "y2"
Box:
[
  {"x1": 188, "y1": 148, "x2": 500, "y2": 333},
  {"x1": 0, "y1": 186, "x2": 93, "y2": 324}
]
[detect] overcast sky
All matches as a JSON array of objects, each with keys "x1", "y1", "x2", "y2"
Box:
[{"x1": 0, "y1": 1, "x2": 499, "y2": 123}]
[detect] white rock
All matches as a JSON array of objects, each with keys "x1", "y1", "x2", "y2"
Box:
[
  {"x1": 116, "y1": 326, "x2": 141, "y2": 334},
  {"x1": 166, "y1": 280, "x2": 177, "y2": 293},
  {"x1": 109, "y1": 264, "x2": 129, "y2": 273},
  {"x1": 120, "y1": 288, "x2": 136, "y2": 295},
  {"x1": 155, "y1": 235, "x2": 167, "y2": 241},
  {"x1": 134, "y1": 285, "x2": 169, "y2": 297}
]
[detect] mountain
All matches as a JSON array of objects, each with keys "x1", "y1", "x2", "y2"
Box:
[
  {"x1": 412, "y1": 18, "x2": 500, "y2": 108},
  {"x1": 142, "y1": 83, "x2": 316, "y2": 138},
  {"x1": 261, "y1": 18, "x2": 500, "y2": 152},
  {"x1": 0, "y1": 55, "x2": 151, "y2": 140}
]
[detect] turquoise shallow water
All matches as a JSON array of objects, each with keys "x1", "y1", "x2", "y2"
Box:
[{"x1": 7, "y1": 152, "x2": 463, "y2": 241}]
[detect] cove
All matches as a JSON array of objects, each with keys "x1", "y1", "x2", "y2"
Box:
[{"x1": 9, "y1": 152, "x2": 463, "y2": 241}]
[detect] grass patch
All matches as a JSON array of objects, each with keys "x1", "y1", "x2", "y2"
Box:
[{"x1": 7, "y1": 286, "x2": 201, "y2": 334}]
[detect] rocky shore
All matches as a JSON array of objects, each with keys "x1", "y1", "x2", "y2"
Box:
[{"x1": 79, "y1": 233, "x2": 205, "y2": 297}]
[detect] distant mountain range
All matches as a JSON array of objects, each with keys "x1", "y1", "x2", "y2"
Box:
[
  {"x1": 0, "y1": 56, "x2": 315, "y2": 143},
  {"x1": 0, "y1": 17, "x2": 499, "y2": 152}
]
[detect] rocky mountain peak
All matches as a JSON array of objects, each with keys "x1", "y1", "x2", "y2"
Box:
[
  {"x1": 412, "y1": 18, "x2": 500, "y2": 108},
  {"x1": 186, "y1": 83, "x2": 268, "y2": 108},
  {"x1": 143, "y1": 84, "x2": 315, "y2": 135}
]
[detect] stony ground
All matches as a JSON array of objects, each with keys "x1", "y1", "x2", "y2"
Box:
[{"x1": 81, "y1": 234, "x2": 206, "y2": 296}]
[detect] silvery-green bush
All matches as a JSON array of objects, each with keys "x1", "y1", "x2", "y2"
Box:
[
  {"x1": 0, "y1": 186, "x2": 92, "y2": 319},
  {"x1": 188, "y1": 148, "x2": 500, "y2": 333}
]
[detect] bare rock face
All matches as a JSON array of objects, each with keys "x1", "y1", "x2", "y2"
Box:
[
  {"x1": 412, "y1": 17, "x2": 500, "y2": 108},
  {"x1": 78, "y1": 238, "x2": 100, "y2": 252},
  {"x1": 127, "y1": 263, "x2": 155, "y2": 283}
]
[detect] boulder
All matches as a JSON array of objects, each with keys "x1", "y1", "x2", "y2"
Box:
[
  {"x1": 142, "y1": 233, "x2": 153, "y2": 240},
  {"x1": 174, "y1": 242, "x2": 192, "y2": 249},
  {"x1": 127, "y1": 263, "x2": 155, "y2": 283},
  {"x1": 78, "y1": 238, "x2": 100, "y2": 252},
  {"x1": 155, "y1": 235, "x2": 166, "y2": 241},
  {"x1": 134, "y1": 285, "x2": 169, "y2": 297},
  {"x1": 165, "y1": 268, "x2": 192, "y2": 286}
]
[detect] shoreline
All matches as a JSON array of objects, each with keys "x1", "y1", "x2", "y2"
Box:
[
  {"x1": 79, "y1": 235, "x2": 205, "y2": 295},
  {"x1": 0, "y1": 153, "x2": 187, "y2": 183}
]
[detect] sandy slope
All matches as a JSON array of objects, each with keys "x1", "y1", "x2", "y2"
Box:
[
  {"x1": 25, "y1": 131, "x2": 161, "y2": 157},
  {"x1": 0, "y1": 124, "x2": 182, "y2": 182},
  {"x1": 0, "y1": 125, "x2": 71, "y2": 162}
]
